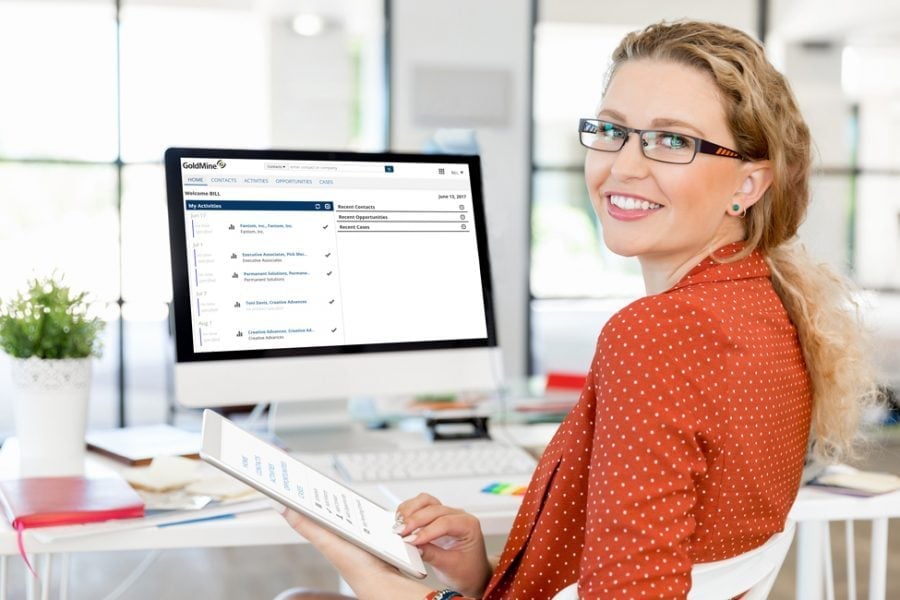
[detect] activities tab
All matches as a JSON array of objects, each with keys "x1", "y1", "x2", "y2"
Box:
[{"x1": 185, "y1": 200, "x2": 334, "y2": 212}]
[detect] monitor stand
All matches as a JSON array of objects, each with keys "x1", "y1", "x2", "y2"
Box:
[
  {"x1": 267, "y1": 398, "x2": 356, "y2": 432},
  {"x1": 266, "y1": 398, "x2": 401, "y2": 454}
]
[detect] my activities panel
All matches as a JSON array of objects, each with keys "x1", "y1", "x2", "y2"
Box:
[{"x1": 182, "y1": 159, "x2": 487, "y2": 353}]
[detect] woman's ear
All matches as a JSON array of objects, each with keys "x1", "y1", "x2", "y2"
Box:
[{"x1": 732, "y1": 161, "x2": 773, "y2": 210}]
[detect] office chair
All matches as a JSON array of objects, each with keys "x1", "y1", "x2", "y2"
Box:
[{"x1": 551, "y1": 519, "x2": 796, "y2": 600}]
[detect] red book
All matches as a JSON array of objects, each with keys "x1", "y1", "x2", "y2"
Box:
[
  {"x1": 545, "y1": 371, "x2": 588, "y2": 391},
  {"x1": 0, "y1": 476, "x2": 145, "y2": 576},
  {"x1": 0, "y1": 476, "x2": 145, "y2": 529}
]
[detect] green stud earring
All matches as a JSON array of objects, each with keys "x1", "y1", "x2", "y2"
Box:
[{"x1": 732, "y1": 203, "x2": 741, "y2": 212}]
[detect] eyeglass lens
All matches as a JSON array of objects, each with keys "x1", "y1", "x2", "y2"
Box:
[{"x1": 580, "y1": 120, "x2": 698, "y2": 164}]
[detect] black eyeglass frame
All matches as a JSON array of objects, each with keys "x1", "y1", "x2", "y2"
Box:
[{"x1": 578, "y1": 118, "x2": 746, "y2": 164}]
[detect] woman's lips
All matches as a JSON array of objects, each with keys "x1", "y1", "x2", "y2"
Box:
[{"x1": 606, "y1": 194, "x2": 662, "y2": 221}]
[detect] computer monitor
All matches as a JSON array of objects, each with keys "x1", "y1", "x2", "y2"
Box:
[{"x1": 164, "y1": 147, "x2": 500, "y2": 409}]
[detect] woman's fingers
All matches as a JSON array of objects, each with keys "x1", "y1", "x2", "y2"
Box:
[
  {"x1": 406, "y1": 511, "x2": 483, "y2": 547},
  {"x1": 396, "y1": 503, "x2": 465, "y2": 537},
  {"x1": 395, "y1": 493, "x2": 442, "y2": 520}
]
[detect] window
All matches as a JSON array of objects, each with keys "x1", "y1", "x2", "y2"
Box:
[
  {"x1": 530, "y1": 22, "x2": 641, "y2": 300},
  {"x1": 0, "y1": 0, "x2": 386, "y2": 432},
  {"x1": 529, "y1": 22, "x2": 640, "y2": 374},
  {"x1": 529, "y1": 12, "x2": 900, "y2": 385}
]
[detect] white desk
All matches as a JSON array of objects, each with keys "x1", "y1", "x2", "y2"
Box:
[
  {"x1": 1, "y1": 428, "x2": 898, "y2": 600},
  {"x1": 0, "y1": 427, "x2": 531, "y2": 600}
]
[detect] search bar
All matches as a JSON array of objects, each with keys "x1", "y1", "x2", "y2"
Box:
[{"x1": 261, "y1": 162, "x2": 388, "y2": 173}]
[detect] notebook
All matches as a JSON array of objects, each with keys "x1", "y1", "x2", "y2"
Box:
[
  {"x1": 0, "y1": 476, "x2": 145, "y2": 529},
  {"x1": 0, "y1": 476, "x2": 145, "y2": 575},
  {"x1": 86, "y1": 424, "x2": 202, "y2": 466}
]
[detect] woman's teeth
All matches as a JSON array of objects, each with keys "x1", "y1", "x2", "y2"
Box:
[{"x1": 609, "y1": 195, "x2": 662, "y2": 211}]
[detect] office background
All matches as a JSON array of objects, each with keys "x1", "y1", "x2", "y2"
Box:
[{"x1": 0, "y1": 0, "x2": 898, "y2": 434}]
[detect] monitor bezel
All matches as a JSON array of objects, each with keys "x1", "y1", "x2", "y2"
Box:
[{"x1": 164, "y1": 147, "x2": 498, "y2": 365}]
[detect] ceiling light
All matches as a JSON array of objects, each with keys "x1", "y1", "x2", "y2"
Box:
[{"x1": 292, "y1": 14, "x2": 325, "y2": 37}]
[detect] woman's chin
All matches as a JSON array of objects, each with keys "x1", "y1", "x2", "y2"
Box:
[{"x1": 601, "y1": 234, "x2": 642, "y2": 258}]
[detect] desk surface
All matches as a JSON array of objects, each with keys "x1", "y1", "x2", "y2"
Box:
[
  {"x1": 2, "y1": 426, "x2": 899, "y2": 557},
  {"x1": 0, "y1": 425, "x2": 537, "y2": 557}
]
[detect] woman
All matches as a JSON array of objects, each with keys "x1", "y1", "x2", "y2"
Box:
[{"x1": 280, "y1": 20, "x2": 877, "y2": 599}]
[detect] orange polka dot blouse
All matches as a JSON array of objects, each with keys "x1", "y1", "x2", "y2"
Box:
[{"x1": 483, "y1": 245, "x2": 812, "y2": 599}]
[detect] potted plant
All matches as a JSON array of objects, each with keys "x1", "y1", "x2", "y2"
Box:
[{"x1": 0, "y1": 275, "x2": 105, "y2": 476}]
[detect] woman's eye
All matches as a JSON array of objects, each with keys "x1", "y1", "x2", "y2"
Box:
[{"x1": 661, "y1": 133, "x2": 691, "y2": 149}]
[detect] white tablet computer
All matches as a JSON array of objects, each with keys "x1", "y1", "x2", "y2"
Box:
[{"x1": 199, "y1": 409, "x2": 427, "y2": 579}]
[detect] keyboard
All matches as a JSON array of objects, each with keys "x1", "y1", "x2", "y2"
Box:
[{"x1": 332, "y1": 442, "x2": 538, "y2": 483}]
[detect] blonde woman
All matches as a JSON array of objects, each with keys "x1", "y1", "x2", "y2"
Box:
[{"x1": 279, "y1": 20, "x2": 878, "y2": 600}]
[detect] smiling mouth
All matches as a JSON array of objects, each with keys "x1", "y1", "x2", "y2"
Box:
[{"x1": 608, "y1": 194, "x2": 662, "y2": 211}]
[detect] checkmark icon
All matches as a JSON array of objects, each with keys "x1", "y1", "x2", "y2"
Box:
[
  {"x1": 331, "y1": 327, "x2": 337, "y2": 333},
  {"x1": 322, "y1": 224, "x2": 329, "y2": 230},
  {"x1": 326, "y1": 271, "x2": 333, "y2": 276},
  {"x1": 325, "y1": 252, "x2": 331, "y2": 258},
  {"x1": 329, "y1": 299, "x2": 335, "y2": 304}
]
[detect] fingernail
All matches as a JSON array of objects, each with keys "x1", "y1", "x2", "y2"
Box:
[
  {"x1": 392, "y1": 513, "x2": 405, "y2": 534},
  {"x1": 401, "y1": 534, "x2": 417, "y2": 543}
]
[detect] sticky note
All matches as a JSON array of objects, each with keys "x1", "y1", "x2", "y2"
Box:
[{"x1": 481, "y1": 482, "x2": 527, "y2": 496}]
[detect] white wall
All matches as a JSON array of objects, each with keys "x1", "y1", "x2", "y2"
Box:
[
  {"x1": 390, "y1": 0, "x2": 534, "y2": 379},
  {"x1": 269, "y1": 21, "x2": 353, "y2": 149},
  {"x1": 539, "y1": 0, "x2": 756, "y2": 32}
]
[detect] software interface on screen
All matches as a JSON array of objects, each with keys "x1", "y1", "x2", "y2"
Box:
[{"x1": 177, "y1": 156, "x2": 488, "y2": 354}]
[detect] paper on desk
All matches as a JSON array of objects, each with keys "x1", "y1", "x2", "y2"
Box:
[
  {"x1": 811, "y1": 465, "x2": 900, "y2": 496},
  {"x1": 185, "y1": 473, "x2": 258, "y2": 500},
  {"x1": 124, "y1": 455, "x2": 202, "y2": 492}
]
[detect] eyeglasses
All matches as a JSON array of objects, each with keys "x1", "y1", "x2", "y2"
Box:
[{"x1": 578, "y1": 118, "x2": 746, "y2": 164}]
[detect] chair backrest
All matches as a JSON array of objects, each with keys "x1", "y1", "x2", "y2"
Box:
[{"x1": 551, "y1": 520, "x2": 796, "y2": 600}]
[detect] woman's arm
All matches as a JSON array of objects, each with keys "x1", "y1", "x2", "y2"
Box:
[{"x1": 577, "y1": 297, "x2": 720, "y2": 598}]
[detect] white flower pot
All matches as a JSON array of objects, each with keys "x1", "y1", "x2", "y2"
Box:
[{"x1": 10, "y1": 356, "x2": 92, "y2": 477}]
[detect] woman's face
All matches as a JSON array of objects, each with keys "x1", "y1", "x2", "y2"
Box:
[{"x1": 585, "y1": 59, "x2": 749, "y2": 267}]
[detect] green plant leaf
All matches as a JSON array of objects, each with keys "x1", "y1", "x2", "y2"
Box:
[{"x1": 0, "y1": 275, "x2": 105, "y2": 359}]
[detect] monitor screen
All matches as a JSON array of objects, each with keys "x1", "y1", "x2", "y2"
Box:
[{"x1": 164, "y1": 148, "x2": 500, "y2": 408}]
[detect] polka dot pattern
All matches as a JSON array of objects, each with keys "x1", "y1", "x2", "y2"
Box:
[{"x1": 482, "y1": 245, "x2": 812, "y2": 599}]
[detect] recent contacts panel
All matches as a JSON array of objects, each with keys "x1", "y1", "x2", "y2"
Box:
[{"x1": 181, "y1": 157, "x2": 488, "y2": 353}]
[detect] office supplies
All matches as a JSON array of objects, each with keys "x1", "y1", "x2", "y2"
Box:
[
  {"x1": 0, "y1": 475, "x2": 145, "y2": 574},
  {"x1": 31, "y1": 497, "x2": 271, "y2": 543},
  {"x1": 0, "y1": 476, "x2": 144, "y2": 530},
  {"x1": 425, "y1": 415, "x2": 491, "y2": 441},
  {"x1": 481, "y1": 482, "x2": 528, "y2": 496},
  {"x1": 86, "y1": 424, "x2": 201, "y2": 466},
  {"x1": 377, "y1": 473, "x2": 531, "y2": 514},
  {"x1": 163, "y1": 148, "x2": 501, "y2": 414},
  {"x1": 200, "y1": 410, "x2": 427, "y2": 579},
  {"x1": 808, "y1": 465, "x2": 900, "y2": 497},
  {"x1": 123, "y1": 455, "x2": 202, "y2": 492}
]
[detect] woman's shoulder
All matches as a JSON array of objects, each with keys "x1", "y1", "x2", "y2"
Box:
[
  {"x1": 604, "y1": 290, "x2": 719, "y2": 328},
  {"x1": 598, "y1": 291, "x2": 728, "y2": 352}
]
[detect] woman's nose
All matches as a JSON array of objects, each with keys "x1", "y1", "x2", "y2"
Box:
[{"x1": 609, "y1": 133, "x2": 650, "y2": 180}]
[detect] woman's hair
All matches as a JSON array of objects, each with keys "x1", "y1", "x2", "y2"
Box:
[{"x1": 606, "y1": 20, "x2": 880, "y2": 462}]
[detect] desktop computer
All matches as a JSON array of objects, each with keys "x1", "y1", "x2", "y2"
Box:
[
  {"x1": 164, "y1": 147, "x2": 536, "y2": 511},
  {"x1": 164, "y1": 147, "x2": 501, "y2": 410}
]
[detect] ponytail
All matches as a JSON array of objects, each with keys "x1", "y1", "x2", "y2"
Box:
[{"x1": 765, "y1": 241, "x2": 880, "y2": 462}]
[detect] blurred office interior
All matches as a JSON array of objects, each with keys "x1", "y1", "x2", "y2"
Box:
[{"x1": 0, "y1": 0, "x2": 898, "y2": 432}]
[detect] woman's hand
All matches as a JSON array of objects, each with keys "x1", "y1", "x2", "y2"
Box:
[
  {"x1": 395, "y1": 494, "x2": 492, "y2": 598},
  {"x1": 280, "y1": 507, "x2": 431, "y2": 600}
]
